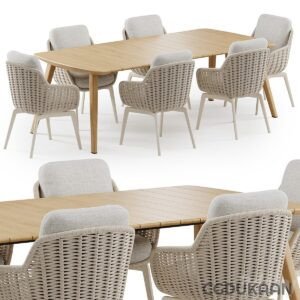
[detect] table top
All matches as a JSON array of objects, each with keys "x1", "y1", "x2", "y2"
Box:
[{"x1": 35, "y1": 28, "x2": 251, "y2": 75}]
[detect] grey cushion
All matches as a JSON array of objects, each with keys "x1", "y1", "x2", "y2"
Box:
[
  {"x1": 7, "y1": 51, "x2": 43, "y2": 72},
  {"x1": 228, "y1": 38, "x2": 268, "y2": 55},
  {"x1": 49, "y1": 25, "x2": 91, "y2": 50},
  {"x1": 151, "y1": 50, "x2": 193, "y2": 67},
  {"x1": 73, "y1": 73, "x2": 115, "y2": 89},
  {"x1": 125, "y1": 15, "x2": 165, "y2": 39},
  {"x1": 131, "y1": 234, "x2": 152, "y2": 264},
  {"x1": 254, "y1": 14, "x2": 292, "y2": 49},
  {"x1": 38, "y1": 159, "x2": 114, "y2": 197},
  {"x1": 280, "y1": 160, "x2": 300, "y2": 230},
  {"x1": 40, "y1": 205, "x2": 128, "y2": 236},
  {"x1": 208, "y1": 190, "x2": 288, "y2": 219}
]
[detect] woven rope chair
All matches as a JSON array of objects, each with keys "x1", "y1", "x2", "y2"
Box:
[
  {"x1": 151, "y1": 209, "x2": 291, "y2": 300},
  {"x1": 4, "y1": 59, "x2": 82, "y2": 158},
  {"x1": 33, "y1": 159, "x2": 160, "y2": 300},
  {"x1": 0, "y1": 226, "x2": 134, "y2": 300},
  {"x1": 119, "y1": 59, "x2": 195, "y2": 156},
  {"x1": 47, "y1": 25, "x2": 118, "y2": 120},
  {"x1": 196, "y1": 48, "x2": 270, "y2": 140}
]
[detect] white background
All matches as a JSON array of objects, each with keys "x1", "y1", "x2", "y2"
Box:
[{"x1": 0, "y1": 0, "x2": 298, "y2": 298}]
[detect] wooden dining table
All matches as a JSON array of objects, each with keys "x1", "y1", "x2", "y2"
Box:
[
  {"x1": 36, "y1": 28, "x2": 278, "y2": 154},
  {"x1": 0, "y1": 185, "x2": 299, "y2": 300}
]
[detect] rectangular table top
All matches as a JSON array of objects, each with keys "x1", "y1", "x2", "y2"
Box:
[
  {"x1": 1, "y1": 185, "x2": 298, "y2": 246},
  {"x1": 36, "y1": 28, "x2": 251, "y2": 75}
]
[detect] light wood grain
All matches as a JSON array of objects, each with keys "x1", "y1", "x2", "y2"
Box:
[
  {"x1": 89, "y1": 74, "x2": 98, "y2": 154},
  {"x1": 45, "y1": 64, "x2": 55, "y2": 83},
  {"x1": 36, "y1": 29, "x2": 251, "y2": 75}
]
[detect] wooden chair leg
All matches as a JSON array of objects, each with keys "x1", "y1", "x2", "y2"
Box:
[
  {"x1": 196, "y1": 94, "x2": 207, "y2": 130},
  {"x1": 120, "y1": 107, "x2": 130, "y2": 145},
  {"x1": 109, "y1": 86, "x2": 119, "y2": 123},
  {"x1": 4, "y1": 109, "x2": 18, "y2": 149}
]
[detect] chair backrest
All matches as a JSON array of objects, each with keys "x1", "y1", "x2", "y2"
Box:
[
  {"x1": 6, "y1": 51, "x2": 48, "y2": 114},
  {"x1": 221, "y1": 48, "x2": 269, "y2": 98},
  {"x1": 123, "y1": 14, "x2": 165, "y2": 39},
  {"x1": 36, "y1": 159, "x2": 116, "y2": 198},
  {"x1": 19, "y1": 206, "x2": 134, "y2": 300},
  {"x1": 254, "y1": 14, "x2": 292, "y2": 49},
  {"x1": 143, "y1": 50, "x2": 194, "y2": 112},
  {"x1": 228, "y1": 38, "x2": 268, "y2": 56}
]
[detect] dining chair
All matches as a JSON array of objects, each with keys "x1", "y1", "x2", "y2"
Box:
[
  {"x1": 253, "y1": 14, "x2": 294, "y2": 111},
  {"x1": 280, "y1": 160, "x2": 300, "y2": 273},
  {"x1": 4, "y1": 51, "x2": 82, "y2": 158},
  {"x1": 119, "y1": 50, "x2": 195, "y2": 156},
  {"x1": 33, "y1": 159, "x2": 159, "y2": 300},
  {"x1": 48, "y1": 25, "x2": 118, "y2": 120},
  {"x1": 151, "y1": 190, "x2": 291, "y2": 300},
  {"x1": 196, "y1": 39, "x2": 270, "y2": 140},
  {"x1": 0, "y1": 205, "x2": 134, "y2": 300}
]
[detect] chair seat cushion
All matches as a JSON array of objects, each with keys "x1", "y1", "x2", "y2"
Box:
[
  {"x1": 73, "y1": 73, "x2": 115, "y2": 89},
  {"x1": 7, "y1": 51, "x2": 43, "y2": 73},
  {"x1": 151, "y1": 50, "x2": 192, "y2": 67},
  {"x1": 228, "y1": 38, "x2": 268, "y2": 55},
  {"x1": 131, "y1": 234, "x2": 152, "y2": 264}
]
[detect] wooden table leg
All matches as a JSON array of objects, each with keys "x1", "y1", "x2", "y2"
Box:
[
  {"x1": 208, "y1": 55, "x2": 216, "y2": 101},
  {"x1": 194, "y1": 224, "x2": 202, "y2": 239},
  {"x1": 89, "y1": 74, "x2": 98, "y2": 154},
  {"x1": 45, "y1": 64, "x2": 55, "y2": 83},
  {"x1": 263, "y1": 79, "x2": 278, "y2": 118},
  {"x1": 282, "y1": 245, "x2": 300, "y2": 300}
]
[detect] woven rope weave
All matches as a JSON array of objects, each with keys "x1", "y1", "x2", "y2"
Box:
[
  {"x1": 0, "y1": 226, "x2": 134, "y2": 300},
  {"x1": 151, "y1": 210, "x2": 291, "y2": 300}
]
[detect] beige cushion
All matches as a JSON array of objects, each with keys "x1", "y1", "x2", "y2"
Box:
[
  {"x1": 7, "y1": 50, "x2": 43, "y2": 72},
  {"x1": 151, "y1": 50, "x2": 193, "y2": 67},
  {"x1": 40, "y1": 205, "x2": 128, "y2": 236},
  {"x1": 73, "y1": 73, "x2": 115, "y2": 89},
  {"x1": 131, "y1": 234, "x2": 152, "y2": 264},
  {"x1": 38, "y1": 159, "x2": 114, "y2": 197},
  {"x1": 228, "y1": 38, "x2": 268, "y2": 55}
]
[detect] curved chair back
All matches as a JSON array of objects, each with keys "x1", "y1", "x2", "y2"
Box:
[{"x1": 6, "y1": 51, "x2": 48, "y2": 114}]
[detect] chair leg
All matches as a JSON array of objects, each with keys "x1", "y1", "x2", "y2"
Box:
[
  {"x1": 283, "y1": 73, "x2": 295, "y2": 107},
  {"x1": 46, "y1": 118, "x2": 52, "y2": 140},
  {"x1": 141, "y1": 264, "x2": 154, "y2": 300},
  {"x1": 235, "y1": 98, "x2": 238, "y2": 112},
  {"x1": 182, "y1": 107, "x2": 196, "y2": 148},
  {"x1": 4, "y1": 109, "x2": 18, "y2": 149},
  {"x1": 231, "y1": 99, "x2": 238, "y2": 140},
  {"x1": 255, "y1": 97, "x2": 259, "y2": 115},
  {"x1": 153, "y1": 113, "x2": 161, "y2": 156},
  {"x1": 258, "y1": 93, "x2": 271, "y2": 133},
  {"x1": 128, "y1": 72, "x2": 134, "y2": 81},
  {"x1": 81, "y1": 92, "x2": 86, "y2": 114},
  {"x1": 196, "y1": 94, "x2": 207, "y2": 130},
  {"x1": 71, "y1": 112, "x2": 82, "y2": 149},
  {"x1": 187, "y1": 97, "x2": 192, "y2": 109},
  {"x1": 120, "y1": 107, "x2": 130, "y2": 145},
  {"x1": 160, "y1": 112, "x2": 164, "y2": 137},
  {"x1": 30, "y1": 116, "x2": 39, "y2": 159},
  {"x1": 109, "y1": 86, "x2": 118, "y2": 123},
  {"x1": 224, "y1": 100, "x2": 228, "y2": 107}
]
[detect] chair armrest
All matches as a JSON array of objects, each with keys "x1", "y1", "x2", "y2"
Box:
[
  {"x1": 268, "y1": 45, "x2": 290, "y2": 75},
  {"x1": 44, "y1": 84, "x2": 80, "y2": 113},
  {"x1": 196, "y1": 68, "x2": 225, "y2": 95},
  {"x1": 119, "y1": 81, "x2": 147, "y2": 109}
]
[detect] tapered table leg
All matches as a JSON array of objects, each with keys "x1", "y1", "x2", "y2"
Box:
[
  {"x1": 208, "y1": 55, "x2": 216, "y2": 101},
  {"x1": 263, "y1": 79, "x2": 278, "y2": 118},
  {"x1": 89, "y1": 74, "x2": 98, "y2": 154},
  {"x1": 45, "y1": 64, "x2": 55, "y2": 83},
  {"x1": 194, "y1": 224, "x2": 202, "y2": 239}
]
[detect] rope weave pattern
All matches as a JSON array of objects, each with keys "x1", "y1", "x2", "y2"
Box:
[
  {"x1": 151, "y1": 210, "x2": 291, "y2": 300},
  {"x1": 0, "y1": 227, "x2": 134, "y2": 300}
]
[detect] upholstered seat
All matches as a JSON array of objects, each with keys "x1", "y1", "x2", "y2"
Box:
[
  {"x1": 131, "y1": 235, "x2": 152, "y2": 264},
  {"x1": 73, "y1": 73, "x2": 115, "y2": 89}
]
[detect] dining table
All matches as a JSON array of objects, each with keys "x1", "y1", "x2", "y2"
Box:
[
  {"x1": 0, "y1": 185, "x2": 299, "y2": 300},
  {"x1": 35, "y1": 28, "x2": 278, "y2": 154}
]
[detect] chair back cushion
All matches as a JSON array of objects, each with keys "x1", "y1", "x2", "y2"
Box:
[
  {"x1": 151, "y1": 50, "x2": 193, "y2": 67},
  {"x1": 228, "y1": 38, "x2": 268, "y2": 55},
  {"x1": 38, "y1": 159, "x2": 114, "y2": 197},
  {"x1": 124, "y1": 14, "x2": 165, "y2": 38},
  {"x1": 7, "y1": 51, "x2": 43, "y2": 72},
  {"x1": 208, "y1": 189, "x2": 288, "y2": 218},
  {"x1": 40, "y1": 205, "x2": 128, "y2": 236},
  {"x1": 49, "y1": 25, "x2": 91, "y2": 49},
  {"x1": 254, "y1": 14, "x2": 292, "y2": 49}
]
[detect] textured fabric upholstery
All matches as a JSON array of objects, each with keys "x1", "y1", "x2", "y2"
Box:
[
  {"x1": 40, "y1": 205, "x2": 129, "y2": 236},
  {"x1": 73, "y1": 73, "x2": 115, "y2": 89},
  {"x1": 280, "y1": 160, "x2": 300, "y2": 230},
  {"x1": 228, "y1": 38, "x2": 268, "y2": 55},
  {"x1": 130, "y1": 235, "x2": 152, "y2": 264},
  {"x1": 151, "y1": 50, "x2": 193, "y2": 67},
  {"x1": 254, "y1": 14, "x2": 292, "y2": 49},
  {"x1": 124, "y1": 14, "x2": 164, "y2": 38},
  {"x1": 208, "y1": 190, "x2": 288, "y2": 218},
  {"x1": 7, "y1": 51, "x2": 43, "y2": 72},
  {"x1": 38, "y1": 159, "x2": 114, "y2": 197},
  {"x1": 0, "y1": 256, "x2": 4, "y2": 265}
]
